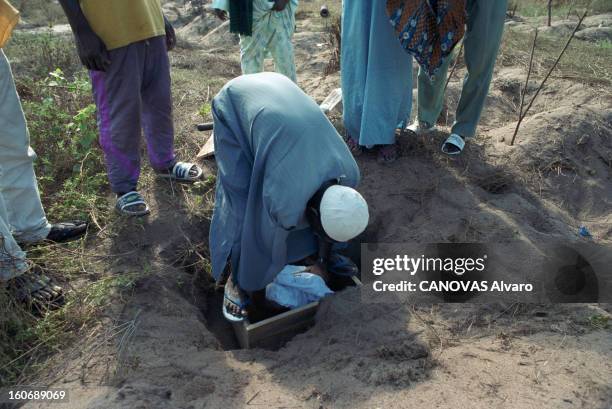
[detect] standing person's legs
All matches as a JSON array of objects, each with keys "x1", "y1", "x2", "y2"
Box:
[
  {"x1": 415, "y1": 46, "x2": 459, "y2": 127},
  {"x1": 0, "y1": 191, "x2": 28, "y2": 281},
  {"x1": 239, "y1": 34, "x2": 266, "y2": 75},
  {"x1": 451, "y1": 0, "x2": 508, "y2": 139},
  {"x1": 341, "y1": 0, "x2": 371, "y2": 145},
  {"x1": 0, "y1": 52, "x2": 65, "y2": 306},
  {"x1": 140, "y1": 36, "x2": 176, "y2": 172},
  {"x1": 0, "y1": 50, "x2": 50, "y2": 244},
  {"x1": 341, "y1": 1, "x2": 413, "y2": 148},
  {"x1": 269, "y1": 27, "x2": 297, "y2": 82},
  {"x1": 89, "y1": 43, "x2": 145, "y2": 195},
  {"x1": 269, "y1": 3, "x2": 297, "y2": 82}
]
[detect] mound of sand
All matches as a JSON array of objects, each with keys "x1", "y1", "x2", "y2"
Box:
[
  {"x1": 506, "y1": 12, "x2": 612, "y2": 42},
  {"x1": 575, "y1": 26, "x2": 612, "y2": 42}
]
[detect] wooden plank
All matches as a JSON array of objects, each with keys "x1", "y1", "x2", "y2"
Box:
[
  {"x1": 234, "y1": 276, "x2": 362, "y2": 349},
  {"x1": 197, "y1": 134, "x2": 215, "y2": 159},
  {"x1": 319, "y1": 88, "x2": 342, "y2": 114},
  {"x1": 233, "y1": 320, "x2": 250, "y2": 349},
  {"x1": 244, "y1": 302, "x2": 319, "y2": 348}
]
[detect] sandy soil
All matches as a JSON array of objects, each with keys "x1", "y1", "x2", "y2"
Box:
[{"x1": 20, "y1": 3, "x2": 612, "y2": 409}]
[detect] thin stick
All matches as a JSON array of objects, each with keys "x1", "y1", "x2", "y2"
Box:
[
  {"x1": 443, "y1": 41, "x2": 464, "y2": 93},
  {"x1": 547, "y1": 0, "x2": 553, "y2": 27},
  {"x1": 510, "y1": 10, "x2": 587, "y2": 146},
  {"x1": 518, "y1": 29, "x2": 538, "y2": 122},
  {"x1": 200, "y1": 20, "x2": 230, "y2": 44}
]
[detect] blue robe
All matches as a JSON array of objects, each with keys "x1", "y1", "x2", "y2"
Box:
[
  {"x1": 341, "y1": 0, "x2": 414, "y2": 146},
  {"x1": 210, "y1": 73, "x2": 361, "y2": 292}
]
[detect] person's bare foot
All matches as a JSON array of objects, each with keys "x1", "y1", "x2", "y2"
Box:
[
  {"x1": 377, "y1": 143, "x2": 399, "y2": 164},
  {"x1": 222, "y1": 274, "x2": 249, "y2": 321},
  {"x1": 345, "y1": 134, "x2": 363, "y2": 157}
]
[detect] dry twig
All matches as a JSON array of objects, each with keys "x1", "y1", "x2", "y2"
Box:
[
  {"x1": 510, "y1": 11, "x2": 588, "y2": 146},
  {"x1": 517, "y1": 28, "x2": 538, "y2": 124},
  {"x1": 443, "y1": 41, "x2": 464, "y2": 94}
]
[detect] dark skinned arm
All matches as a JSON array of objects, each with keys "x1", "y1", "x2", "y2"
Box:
[
  {"x1": 57, "y1": 0, "x2": 110, "y2": 71},
  {"x1": 272, "y1": 0, "x2": 290, "y2": 11},
  {"x1": 164, "y1": 15, "x2": 176, "y2": 51},
  {"x1": 213, "y1": 8, "x2": 228, "y2": 21}
]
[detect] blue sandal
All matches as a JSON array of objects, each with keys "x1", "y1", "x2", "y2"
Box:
[
  {"x1": 158, "y1": 161, "x2": 203, "y2": 182},
  {"x1": 441, "y1": 133, "x2": 465, "y2": 156},
  {"x1": 116, "y1": 191, "x2": 150, "y2": 217}
]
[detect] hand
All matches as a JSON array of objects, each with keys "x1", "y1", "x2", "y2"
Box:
[
  {"x1": 214, "y1": 8, "x2": 228, "y2": 21},
  {"x1": 74, "y1": 27, "x2": 111, "y2": 72},
  {"x1": 272, "y1": 0, "x2": 289, "y2": 11},
  {"x1": 307, "y1": 262, "x2": 329, "y2": 282},
  {"x1": 164, "y1": 16, "x2": 176, "y2": 51}
]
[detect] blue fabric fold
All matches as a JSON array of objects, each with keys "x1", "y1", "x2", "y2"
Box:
[{"x1": 265, "y1": 265, "x2": 333, "y2": 309}]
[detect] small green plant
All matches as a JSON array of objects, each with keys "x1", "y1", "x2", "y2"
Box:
[
  {"x1": 20, "y1": 69, "x2": 109, "y2": 222},
  {"x1": 598, "y1": 40, "x2": 612, "y2": 50},
  {"x1": 588, "y1": 314, "x2": 610, "y2": 329},
  {"x1": 204, "y1": 174, "x2": 216, "y2": 188},
  {"x1": 198, "y1": 103, "x2": 212, "y2": 119}
]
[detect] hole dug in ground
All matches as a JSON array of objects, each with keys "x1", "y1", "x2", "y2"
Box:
[{"x1": 177, "y1": 243, "x2": 362, "y2": 351}]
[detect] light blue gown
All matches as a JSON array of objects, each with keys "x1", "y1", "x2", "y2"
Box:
[
  {"x1": 212, "y1": 0, "x2": 298, "y2": 82},
  {"x1": 341, "y1": 0, "x2": 414, "y2": 146},
  {"x1": 210, "y1": 73, "x2": 360, "y2": 292}
]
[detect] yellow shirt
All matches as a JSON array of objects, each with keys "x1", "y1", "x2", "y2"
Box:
[
  {"x1": 79, "y1": 0, "x2": 165, "y2": 50},
  {"x1": 0, "y1": 0, "x2": 19, "y2": 48}
]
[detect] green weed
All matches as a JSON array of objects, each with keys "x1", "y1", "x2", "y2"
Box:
[
  {"x1": 1, "y1": 42, "x2": 113, "y2": 386},
  {"x1": 4, "y1": 33, "x2": 81, "y2": 80},
  {"x1": 588, "y1": 314, "x2": 610, "y2": 329},
  {"x1": 19, "y1": 69, "x2": 109, "y2": 222},
  {"x1": 198, "y1": 102, "x2": 212, "y2": 119}
]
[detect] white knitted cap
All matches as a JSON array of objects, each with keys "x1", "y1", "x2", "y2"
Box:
[{"x1": 320, "y1": 185, "x2": 369, "y2": 242}]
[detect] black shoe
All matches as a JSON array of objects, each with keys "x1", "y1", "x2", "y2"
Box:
[{"x1": 46, "y1": 221, "x2": 88, "y2": 243}]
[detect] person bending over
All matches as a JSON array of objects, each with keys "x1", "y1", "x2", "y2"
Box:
[
  {"x1": 59, "y1": 0, "x2": 203, "y2": 216},
  {"x1": 210, "y1": 73, "x2": 369, "y2": 322}
]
